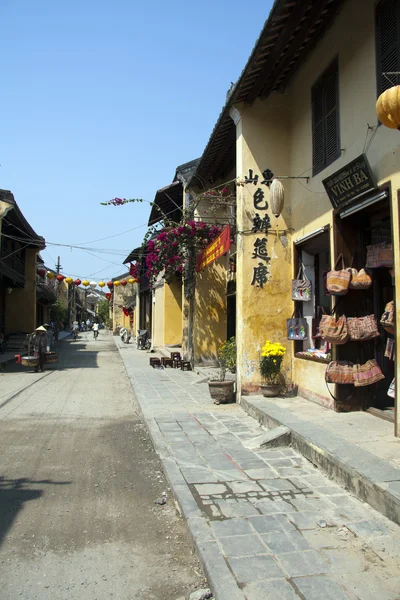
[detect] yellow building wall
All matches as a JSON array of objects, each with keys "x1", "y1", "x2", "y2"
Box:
[
  {"x1": 235, "y1": 98, "x2": 293, "y2": 395},
  {"x1": 5, "y1": 248, "x2": 38, "y2": 334},
  {"x1": 193, "y1": 256, "x2": 227, "y2": 365},
  {"x1": 58, "y1": 280, "x2": 69, "y2": 309},
  {"x1": 164, "y1": 278, "x2": 182, "y2": 346},
  {"x1": 112, "y1": 285, "x2": 135, "y2": 333},
  {"x1": 153, "y1": 285, "x2": 164, "y2": 347}
]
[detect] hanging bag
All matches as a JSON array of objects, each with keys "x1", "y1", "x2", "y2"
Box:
[
  {"x1": 319, "y1": 313, "x2": 349, "y2": 345},
  {"x1": 380, "y1": 300, "x2": 395, "y2": 334},
  {"x1": 292, "y1": 265, "x2": 312, "y2": 302},
  {"x1": 347, "y1": 315, "x2": 380, "y2": 341},
  {"x1": 286, "y1": 312, "x2": 308, "y2": 340},
  {"x1": 325, "y1": 361, "x2": 355, "y2": 385},
  {"x1": 353, "y1": 359, "x2": 385, "y2": 387},
  {"x1": 326, "y1": 254, "x2": 351, "y2": 296},
  {"x1": 348, "y1": 268, "x2": 372, "y2": 290}
]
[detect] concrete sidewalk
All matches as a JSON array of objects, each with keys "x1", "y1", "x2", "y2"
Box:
[
  {"x1": 116, "y1": 338, "x2": 400, "y2": 600},
  {"x1": 241, "y1": 396, "x2": 400, "y2": 527}
]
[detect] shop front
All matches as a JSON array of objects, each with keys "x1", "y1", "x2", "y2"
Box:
[{"x1": 298, "y1": 154, "x2": 397, "y2": 427}]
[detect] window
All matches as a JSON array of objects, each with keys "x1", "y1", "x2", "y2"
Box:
[
  {"x1": 293, "y1": 230, "x2": 331, "y2": 360},
  {"x1": 311, "y1": 58, "x2": 340, "y2": 176},
  {"x1": 376, "y1": 0, "x2": 400, "y2": 96}
]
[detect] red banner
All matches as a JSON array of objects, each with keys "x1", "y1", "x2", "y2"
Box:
[{"x1": 196, "y1": 225, "x2": 231, "y2": 272}]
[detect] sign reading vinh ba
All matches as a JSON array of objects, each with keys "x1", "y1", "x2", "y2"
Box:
[
  {"x1": 322, "y1": 154, "x2": 377, "y2": 210},
  {"x1": 196, "y1": 225, "x2": 231, "y2": 272}
]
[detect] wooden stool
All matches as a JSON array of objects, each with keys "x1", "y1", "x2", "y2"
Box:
[
  {"x1": 181, "y1": 361, "x2": 192, "y2": 371},
  {"x1": 150, "y1": 357, "x2": 161, "y2": 368},
  {"x1": 171, "y1": 352, "x2": 181, "y2": 361},
  {"x1": 161, "y1": 357, "x2": 174, "y2": 368}
]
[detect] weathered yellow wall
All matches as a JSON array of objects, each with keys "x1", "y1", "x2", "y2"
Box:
[
  {"x1": 153, "y1": 284, "x2": 164, "y2": 347},
  {"x1": 236, "y1": 98, "x2": 293, "y2": 394},
  {"x1": 58, "y1": 280, "x2": 69, "y2": 309},
  {"x1": 193, "y1": 256, "x2": 227, "y2": 365},
  {"x1": 5, "y1": 248, "x2": 38, "y2": 334},
  {"x1": 112, "y1": 284, "x2": 135, "y2": 332},
  {"x1": 164, "y1": 278, "x2": 182, "y2": 345}
]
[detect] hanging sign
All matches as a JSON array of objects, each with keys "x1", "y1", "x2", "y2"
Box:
[
  {"x1": 322, "y1": 154, "x2": 377, "y2": 210},
  {"x1": 196, "y1": 225, "x2": 231, "y2": 272}
]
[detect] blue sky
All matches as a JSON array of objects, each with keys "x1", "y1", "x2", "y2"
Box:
[{"x1": 1, "y1": 0, "x2": 273, "y2": 281}]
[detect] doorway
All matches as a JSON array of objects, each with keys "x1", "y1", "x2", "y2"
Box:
[{"x1": 334, "y1": 190, "x2": 395, "y2": 419}]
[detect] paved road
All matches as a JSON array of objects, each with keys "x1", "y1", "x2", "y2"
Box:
[
  {"x1": 0, "y1": 331, "x2": 204, "y2": 600},
  {"x1": 116, "y1": 339, "x2": 400, "y2": 600}
]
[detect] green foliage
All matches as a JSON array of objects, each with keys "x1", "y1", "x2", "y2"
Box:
[
  {"x1": 218, "y1": 337, "x2": 237, "y2": 373},
  {"x1": 97, "y1": 299, "x2": 110, "y2": 324},
  {"x1": 49, "y1": 301, "x2": 69, "y2": 328}
]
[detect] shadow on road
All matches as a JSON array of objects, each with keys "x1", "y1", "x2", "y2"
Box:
[
  {"x1": 0, "y1": 476, "x2": 71, "y2": 548},
  {"x1": 2, "y1": 338, "x2": 112, "y2": 373}
]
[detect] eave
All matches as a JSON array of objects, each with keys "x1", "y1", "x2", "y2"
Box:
[{"x1": 192, "y1": 0, "x2": 347, "y2": 185}]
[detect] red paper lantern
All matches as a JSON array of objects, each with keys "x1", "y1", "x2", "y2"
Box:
[
  {"x1": 74, "y1": 279, "x2": 81, "y2": 286},
  {"x1": 37, "y1": 268, "x2": 46, "y2": 278},
  {"x1": 56, "y1": 274, "x2": 65, "y2": 282},
  {"x1": 120, "y1": 279, "x2": 127, "y2": 286},
  {"x1": 107, "y1": 281, "x2": 114, "y2": 289},
  {"x1": 105, "y1": 293, "x2": 112, "y2": 301}
]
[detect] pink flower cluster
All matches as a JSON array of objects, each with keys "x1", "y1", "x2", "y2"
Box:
[{"x1": 143, "y1": 221, "x2": 221, "y2": 281}]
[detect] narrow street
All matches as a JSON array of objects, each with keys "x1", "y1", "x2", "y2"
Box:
[{"x1": 0, "y1": 331, "x2": 204, "y2": 600}]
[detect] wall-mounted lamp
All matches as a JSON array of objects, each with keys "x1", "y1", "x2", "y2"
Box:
[{"x1": 294, "y1": 226, "x2": 328, "y2": 245}]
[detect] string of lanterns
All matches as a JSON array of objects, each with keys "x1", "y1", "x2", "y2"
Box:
[{"x1": 42, "y1": 271, "x2": 139, "y2": 289}]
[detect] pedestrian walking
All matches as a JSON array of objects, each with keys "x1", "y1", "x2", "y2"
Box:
[{"x1": 92, "y1": 322, "x2": 99, "y2": 339}]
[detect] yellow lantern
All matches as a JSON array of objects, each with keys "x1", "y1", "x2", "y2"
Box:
[
  {"x1": 98, "y1": 281, "x2": 105, "y2": 288},
  {"x1": 82, "y1": 280, "x2": 90, "y2": 287},
  {"x1": 47, "y1": 271, "x2": 55, "y2": 279},
  {"x1": 114, "y1": 280, "x2": 121, "y2": 287},
  {"x1": 128, "y1": 278, "x2": 135, "y2": 285},
  {"x1": 65, "y1": 277, "x2": 73, "y2": 284},
  {"x1": 376, "y1": 85, "x2": 400, "y2": 130}
]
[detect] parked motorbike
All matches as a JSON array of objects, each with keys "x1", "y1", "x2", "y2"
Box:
[{"x1": 137, "y1": 330, "x2": 151, "y2": 350}]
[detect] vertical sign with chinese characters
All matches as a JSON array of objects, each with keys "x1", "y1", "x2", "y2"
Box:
[{"x1": 245, "y1": 169, "x2": 273, "y2": 289}]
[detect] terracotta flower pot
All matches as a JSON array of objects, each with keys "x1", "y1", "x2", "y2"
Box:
[
  {"x1": 208, "y1": 380, "x2": 235, "y2": 404},
  {"x1": 260, "y1": 383, "x2": 281, "y2": 398}
]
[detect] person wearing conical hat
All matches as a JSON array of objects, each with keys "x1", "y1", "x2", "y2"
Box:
[{"x1": 31, "y1": 326, "x2": 47, "y2": 372}]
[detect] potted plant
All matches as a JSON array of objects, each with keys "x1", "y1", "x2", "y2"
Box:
[
  {"x1": 259, "y1": 340, "x2": 286, "y2": 397},
  {"x1": 208, "y1": 337, "x2": 236, "y2": 404}
]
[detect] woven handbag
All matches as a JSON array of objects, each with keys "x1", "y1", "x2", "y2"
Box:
[
  {"x1": 380, "y1": 301, "x2": 395, "y2": 334},
  {"x1": 327, "y1": 254, "x2": 351, "y2": 296},
  {"x1": 319, "y1": 313, "x2": 349, "y2": 345},
  {"x1": 325, "y1": 361, "x2": 355, "y2": 385},
  {"x1": 353, "y1": 359, "x2": 385, "y2": 387},
  {"x1": 347, "y1": 315, "x2": 380, "y2": 341},
  {"x1": 292, "y1": 265, "x2": 312, "y2": 302},
  {"x1": 348, "y1": 268, "x2": 372, "y2": 290}
]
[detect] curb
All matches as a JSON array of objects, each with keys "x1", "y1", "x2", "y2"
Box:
[
  {"x1": 114, "y1": 340, "x2": 245, "y2": 600},
  {"x1": 241, "y1": 396, "x2": 400, "y2": 527}
]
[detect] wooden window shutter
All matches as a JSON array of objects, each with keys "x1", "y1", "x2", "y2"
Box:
[
  {"x1": 376, "y1": 0, "x2": 400, "y2": 95},
  {"x1": 312, "y1": 59, "x2": 340, "y2": 176},
  {"x1": 312, "y1": 80, "x2": 325, "y2": 174}
]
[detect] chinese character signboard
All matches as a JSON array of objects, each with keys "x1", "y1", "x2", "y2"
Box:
[
  {"x1": 196, "y1": 225, "x2": 231, "y2": 272},
  {"x1": 322, "y1": 154, "x2": 377, "y2": 210}
]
